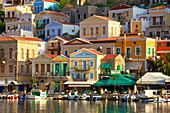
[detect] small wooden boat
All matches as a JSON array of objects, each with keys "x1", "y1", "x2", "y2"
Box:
[{"x1": 27, "y1": 89, "x2": 48, "y2": 99}]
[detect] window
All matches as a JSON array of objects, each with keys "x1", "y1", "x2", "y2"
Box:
[
  {"x1": 76, "y1": 73, "x2": 81, "y2": 78},
  {"x1": 47, "y1": 30, "x2": 50, "y2": 36},
  {"x1": 36, "y1": 20, "x2": 39, "y2": 28},
  {"x1": 103, "y1": 26, "x2": 106, "y2": 35},
  {"x1": 115, "y1": 27, "x2": 117, "y2": 35},
  {"x1": 152, "y1": 48, "x2": 154, "y2": 57},
  {"x1": 90, "y1": 61, "x2": 93, "y2": 67},
  {"x1": 9, "y1": 65, "x2": 13, "y2": 73},
  {"x1": 126, "y1": 11, "x2": 129, "y2": 16},
  {"x1": 0, "y1": 49, "x2": 4, "y2": 58},
  {"x1": 106, "y1": 48, "x2": 111, "y2": 54},
  {"x1": 21, "y1": 65, "x2": 24, "y2": 73},
  {"x1": 74, "y1": 49, "x2": 77, "y2": 52},
  {"x1": 97, "y1": 47, "x2": 102, "y2": 52},
  {"x1": 58, "y1": 29, "x2": 61, "y2": 36},
  {"x1": 40, "y1": 31, "x2": 42, "y2": 35},
  {"x1": 84, "y1": 13, "x2": 86, "y2": 18},
  {"x1": 82, "y1": 73, "x2": 86, "y2": 79},
  {"x1": 96, "y1": 27, "x2": 99, "y2": 36},
  {"x1": 116, "y1": 48, "x2": 121, "y2": 54},
  {"x1": 90, "y1": 27, "x2": 93, "y2": 35},
  {"x1": 47, "y1": 64, "x2": 50, "y2": 72},
  {"x1": 165, "y1": 42, "x2": 170, "y2": 47},
  {"x1": 1, "y1": 65, "x2": 4, "y2": 73},
  {"x1": 133, "y1": 42, "x2": 136, "y2": 44},
  {"x1": 38, "y1": 7, "x2": 39, "y2": 12},
  {"x1": 21, "y1": 48, "x2": 24, "y2": 59},
  {"x1": 135, "y1": 47, "x2": 141, "y2": 56},
  {"x1": 41, "y1": 64, "x2": 45, "y2": 74},
  {"x1": 71, "y1": 73, "x2": 75, "y2": 79},
  {"x1": 126, "y1": 47, "x2": 131, "y2": 58},
  {"x1": 136, "y1": 25, "x2": 138, "y2": 28},
  {"x1": 35, "y1": 64, "x2": 39, "y2": 72},
  {"x1": 36, "y1": 31, "x2": 39, "y2": 36},
  {"x1": 148, "y1": 47, "x2": 151, "y2": 56},
  {"x1": 26, "y1": 49, "x2": 29, "y2": 59},
  {"x1": 158, "y1": 43, "x2": 161, "y2": 47},
  {"x1": 26, "y1": 65, "x2": 29, "y2": 73},
  {"x1": 8, "y1": 26, "x2": 10, "y2": 30},
  {"x1": 12, "y1": 11, "x2": 15, "y2": 17},
  {"x1": 112, "y1": 13, "x2": 115, "y2": 17},
  {"x1": 35, "y1": 7, "x2": 37, "y2": 12},
  {"x1": 78, "y1": 14, "x2": 80, "y2": 19},
  {"x1": 74, "y1": 61, "x2": 78, "y2": 67},
  {"x1": 90, "y1": 73, "x2": 94, "y2": 79},
  {"x1": 83, "y1": 28, "x2": 86, "y2": 36},
  {"x1": 9, "y1": 48, "x2": 13, "y2": 58},
  {"x1": 64, "y1": 50, "x2": 68, "y2": 55},
  {"x1": 91, "y1": 14, "x2": 93, "y2": 16},
  {"x1": 7, "y1": 12, "x2": 10, "y2": 17},
  {"x1": 32, "y1": 49, "x2": 34, "y2": 58},
  {"x1": 111, "y1": 27, "x2": 113, "y2": 35}
]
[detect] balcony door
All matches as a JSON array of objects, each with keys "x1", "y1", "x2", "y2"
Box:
[
  {"x1": 83, "y1": 61, "x2": 86, "y2": 70},
  {"x1": 126, "y1": 47, "x2": 131, "y2": 58},
  {"x1": 160, "y1": 16, "x2": 163, "y2": 24},
  {"x1": 153, "y1": 17, "x2": 156, "y2": 25},
  {"x1": 63, "y1": 63, "x2": 68, "y2": 76}
]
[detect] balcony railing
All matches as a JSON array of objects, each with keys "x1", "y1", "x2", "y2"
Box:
[
  {"x1": 52, "y1": 72, "x2": 69, "y2": 76},
  {"x1": 149, "y1": 21, "x2": 165, "y2": 26},
  {"x1": 73, "y1": 65, "x2": 90, "y2": 71},
  {"x1": 47, "y1": 46, "x2": 61, "y2": 51},
  {"x1": 73, "y1": 78, "x2": 87, "y2": 81},
  {"x1": 36, "y1": 24, "x2": 46, "y2": 29},
  {"x1": 34, "y1": 72, "x2": 51, "y2": 77}
]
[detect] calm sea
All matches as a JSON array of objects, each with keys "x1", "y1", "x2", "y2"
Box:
[{"x1": 0, "y1": 99, "x2": 169, "y2": 113}]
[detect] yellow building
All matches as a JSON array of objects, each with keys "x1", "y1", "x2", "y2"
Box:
[
  {"x1": 114, "y1": 33, "x2": 156, "y2": 75},
  {"x1": 147, "y1": 5, "x2": 170, "y2": 37},
  {"x1": 0, "y1": 36, "x2": 43, "y2": 92},
  {"x1": 61, "y1": 38, "x2": 92, "y2": 55},
  {"x1": 47, "y1": 36, "x2": 70, "y2": 55},
  {"x1": 5, "y1": 5, "x2": 33, "y2": 36},
  {"x1": 80, "y1": 15, "x2": 120, "y2": 40},
  {"x1": 64, "y1": 48, "x2": 104, "y2": 93},
  {"x1": 109, "y1": 4, "x2": 146, "y2": 33}
]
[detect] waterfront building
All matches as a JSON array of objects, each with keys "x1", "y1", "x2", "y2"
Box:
[
  {"x1": 146, "y1": 5, "x2": 170, "y2": 38},
  {"x1": 47, "y1": 36, "x2": 70, "y2": 55},
  {"x1": 61, "y1": 5, "x2": 77, "y2": 24},
  {"x1": 35, "y1": 10, "x2": 70, "y2": 38},
  {"x1": 4, "y1": 5, "x2": 33, "y2": 36},
  {"x1": 61, "y1": 38, "x2": 92, "y2": 55},
  {"x1": 109, "y1": 4, "x2": 147, "y2": 33},
  {"x1": 33, "y1": 0, "x2": 59, "y2": 14},
  {"x1": 80, "y1": 15, "x2": 120, "y2": 40},
  {"x1": 0, "y1": 36, "x2": 44, "y2": 93},
  {"x1": 45, "y1": 21, "x2": 79, "y2": 38},
  {"x1": 64, "y1": 48, "x2": 104, "y2": 93},
  {"x1": 100, "y1": 54, "x2": 125, "y2": 76},
  {"x1": 156, "y1": 38, "x2": 170, "y2": 58}
]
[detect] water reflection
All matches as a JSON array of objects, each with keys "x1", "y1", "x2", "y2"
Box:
[{"x1": 1, "y1": 99, "x2": 170, "y2": 113}]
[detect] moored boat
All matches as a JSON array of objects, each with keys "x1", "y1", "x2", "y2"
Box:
[{"x1": 27, "y1": 89, "x2": 48, "y2": 99}]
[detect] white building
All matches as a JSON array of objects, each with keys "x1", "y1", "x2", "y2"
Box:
[{"x1": 45, "y1": 21, "x2": 79, "y2": 38}]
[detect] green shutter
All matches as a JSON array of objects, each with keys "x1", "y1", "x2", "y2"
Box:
[
  {"x1": 61, "y1": 63, "x2": 64, "y2": 76},
  {"x1": 121, "y1": 65, "x2": 123, "y2": 71},
  {"x1": 158, "y1": 43, "x2": 161, "y2": 47},
  {"x1": 40, "y1": 31, "x2": 42, "y2": 35},
  {"x1": 36, "y1": 20, "x2": 39, "y2": 27},
  {"x1": 136, "y1": 48, "x2": 139, "y2": 55},
  {"x1": 148, "y1": 48, "x2": 150, "y2": 55},
  {"x1": 165, "y1": 43, "x2": 167, "y2": 47},
  {"x1": 117, "y1": 65, "x2": 120, "y2": 70},
  {"x1": 53, "y1": 63, "x2": 56, "y2": 76},
  {"x1": 152, "y1": 48, "x2": 154, "y2": 57},
  {"x1": 40, "y1": 20, "x2": 42, "y2": 26}
]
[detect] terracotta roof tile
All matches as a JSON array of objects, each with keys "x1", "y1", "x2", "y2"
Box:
[
  {"x1": 94, "y1": 15, "x2": 116, "y2": 21},
  {"x1": 103, "y1": 54, "x2": 118, "y2": 59},
  {"x1": 45, "y1": 11, "x2": 68, "y2": 17},
  {"x1": 86, "y1": 48, "x2": 103, "y2": 55},
  {"x1": 44, "y1": 54, "x2": 58, "y2": 58},
  {"x1": 66, "y1": 5, "x2": 77, "y2": 8},
  {"x1": 57, "y1": 37, "x2": 70, "y2": 41},
  {"x1": 15, "y1": 36, "x2": 44, "y2": 42},
  {"x1": 43, "y1": 0, "x2": 59, "y2": 3},
  {"x1": 110, "y1": 4, "x2": 132, "y2": 10},
  {"x1": 0, "y1": 36, "x2": 21, "y2": 41},
  {"x1": 150, "y1": 5, "x2": 170, "y2": 10}
]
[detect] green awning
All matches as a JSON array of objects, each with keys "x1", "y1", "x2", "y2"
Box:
[
  {"x1": 94, "y1": 75, "x2": 136, "y2": 86},
  {"x1": 101, "y1": 63, "x2": 112, "y2": 69},
  {"x1": 123, "y1": 74, "x2": 138, "y2": 81}
]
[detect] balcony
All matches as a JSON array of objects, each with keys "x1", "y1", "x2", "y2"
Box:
[
  {"x1": 74, "y1": 65, "x2": 90, "y2": 71},
  {"x1": 4, "y1": 15, "x2": 17, "y2": 19},
  {"x1": 149, "y1": 21, "x2": 165, "y2": 26},
  {"x1": 47, "y1": 46, "x2": 61, "y2": 51},
  {"x1": 73, "y1": 78, "x2": 87, "y2": 81},
  {"x1": 51, "y1": 72, "x2": 69, "y2": 80},
  {"x1": 36, "y1": 24, "x2": 46, "y2": 29},
  {"x1": 34, "y1": 72, "x2": 51, "y2": 77}
]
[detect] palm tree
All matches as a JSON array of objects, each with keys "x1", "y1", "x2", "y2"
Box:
[{"x1": 155, "y1": 53, "x2": 170, "y2": 76}]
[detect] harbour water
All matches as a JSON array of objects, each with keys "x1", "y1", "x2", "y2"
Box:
[{"x1": 0, "y1": 99, "x2": 170, "y2": 113}]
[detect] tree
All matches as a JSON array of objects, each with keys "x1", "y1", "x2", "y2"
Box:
[
  {"x1": 154, "y1": 53, "x2": 170, "y2": 76},
  {"x1": 58, "y1": 0, "x2": 70, "y2": 9},
  {"x1": 30, "y1": 78, "x2": 37, "y2": 89},
  {"x1": 47, "y1": 4, "x2": 61, "y2": 12}
]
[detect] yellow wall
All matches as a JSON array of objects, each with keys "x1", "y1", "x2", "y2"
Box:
[{"x1": 131, "y1": 21, "x2": 142, "y2": 33}]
